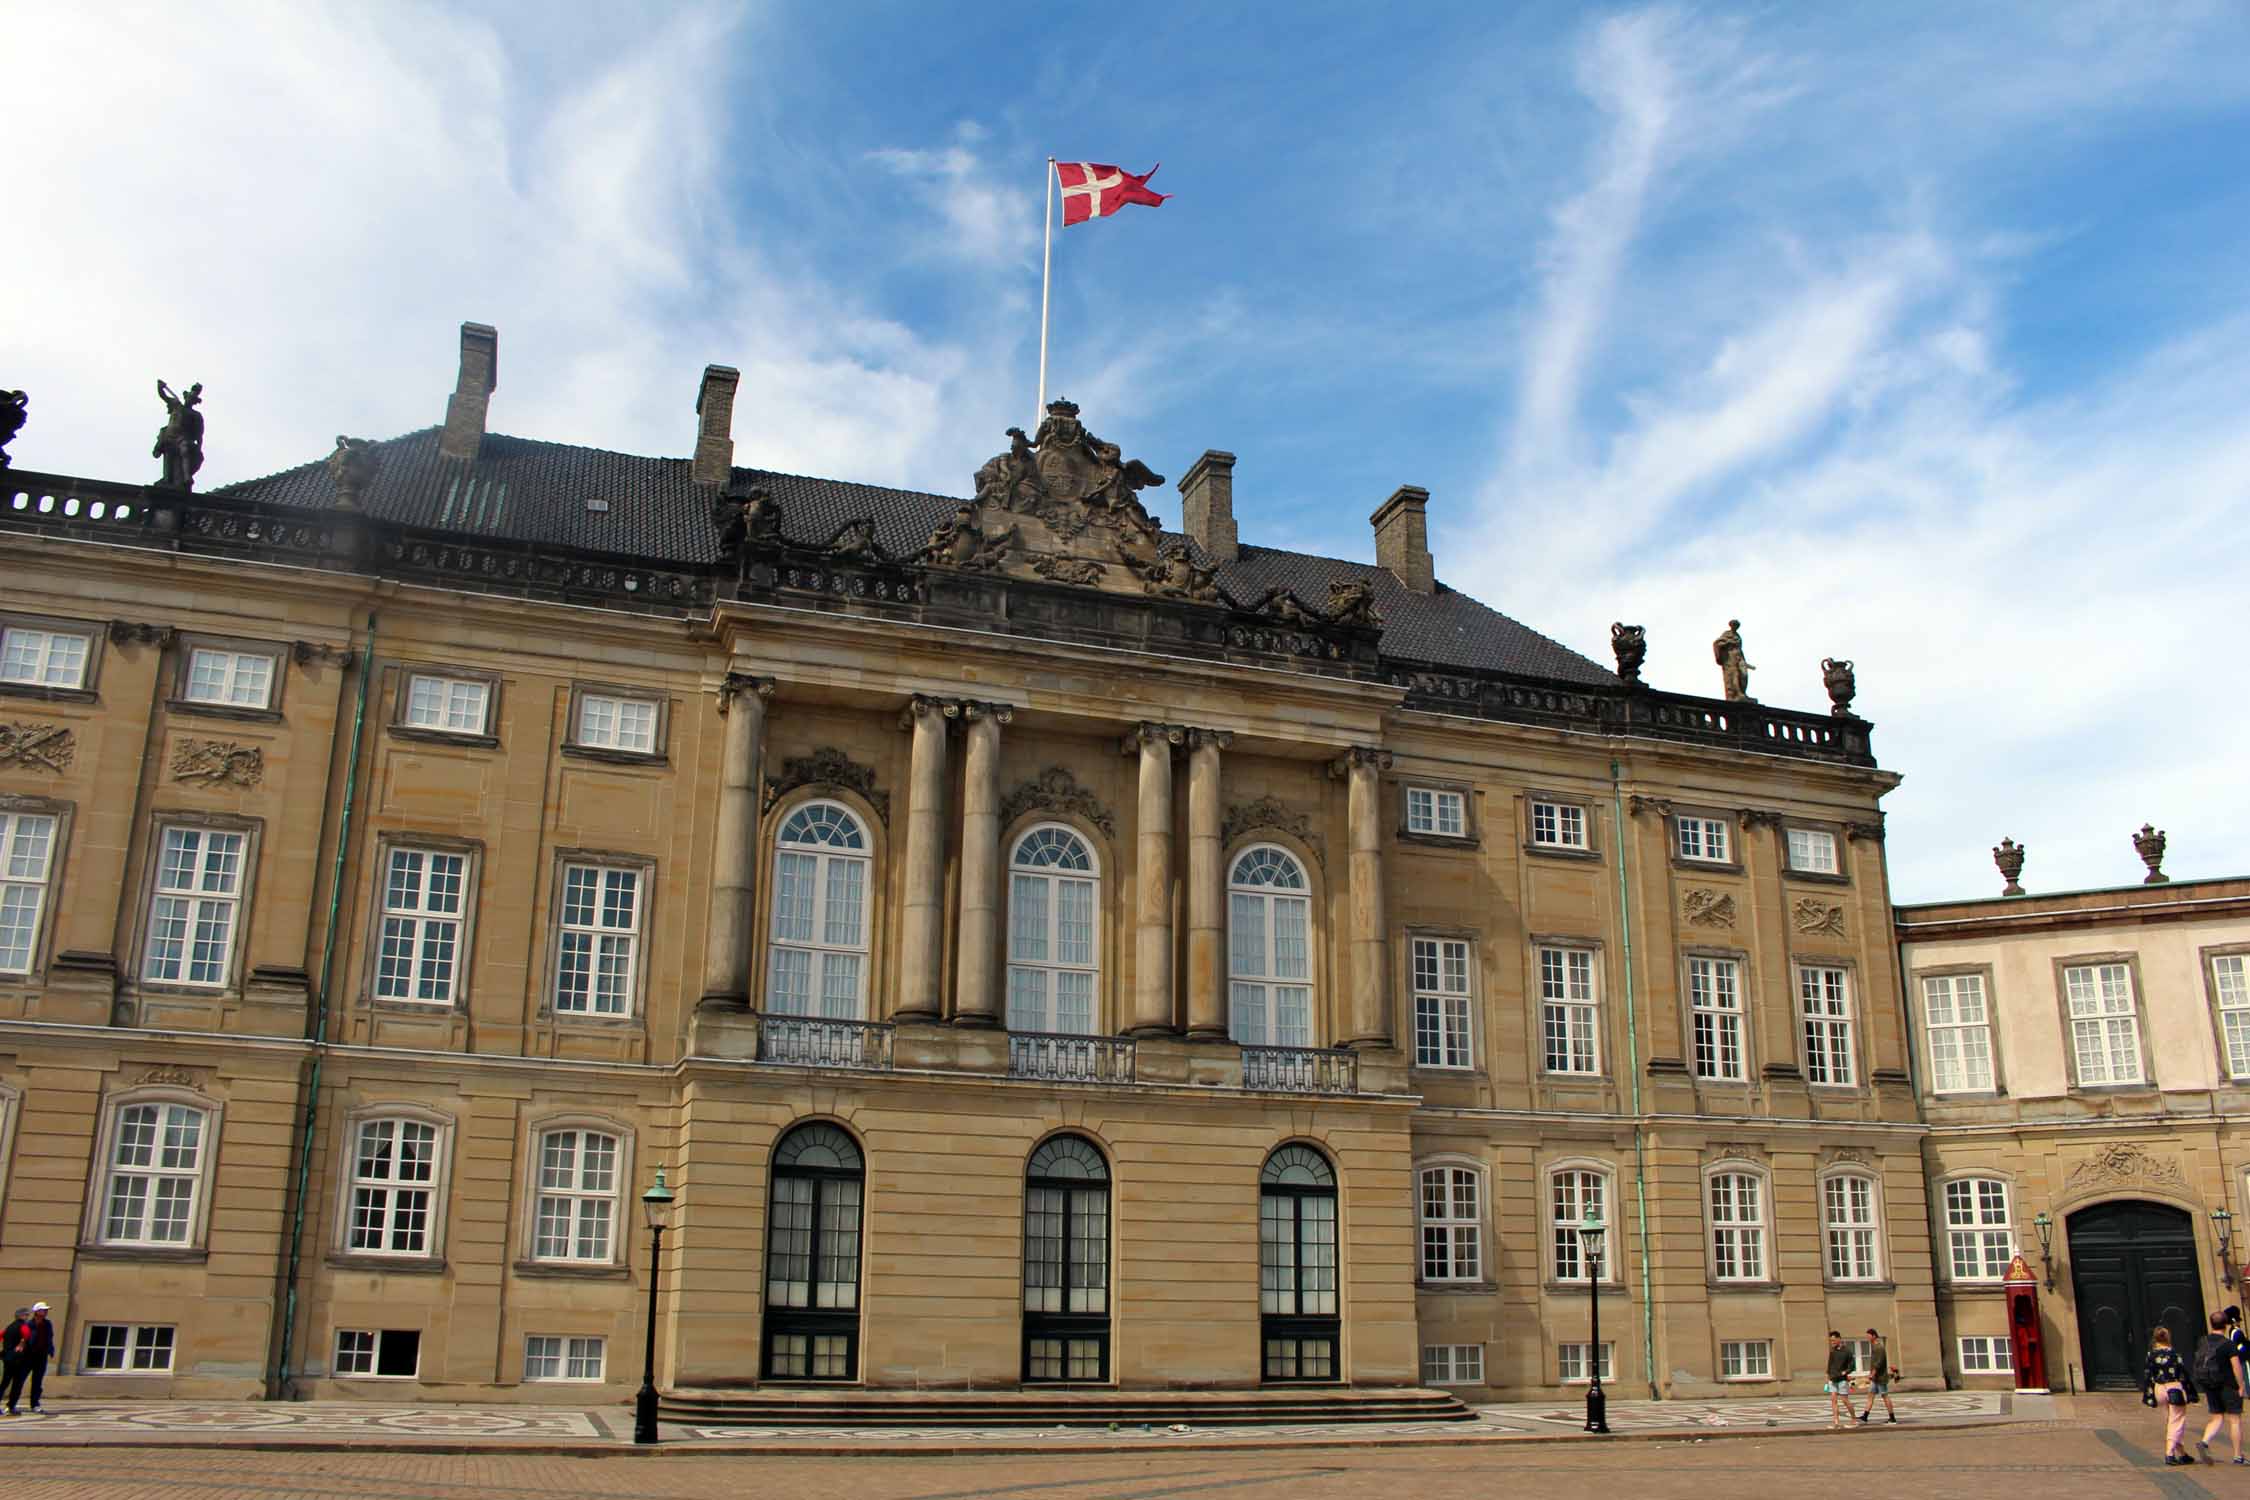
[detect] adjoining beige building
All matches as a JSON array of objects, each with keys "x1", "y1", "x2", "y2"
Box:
[
  {"x1": 0, "y1": 322, "x2": 1930, "y2": 1407},
  {"x1": 1899, "y1": 856, "x2": 2250, "y2": 1393}
]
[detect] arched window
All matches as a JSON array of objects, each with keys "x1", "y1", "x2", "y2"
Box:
[
  {"x1": 1023, "y1": 1135, "x2": 1111, "y2": 1382},
  {"x1": 1229, "y1": 846, "x2": 1312, "y2": 1047},
  {"x1": 763, "y1": 1122, "x2": 865, "y2": 1380},
  {"x1": 1823, "y1": 1172, "x2": 1881, "y2": 1281},
  {"x1": 1007, "y1": 825, "x2": 1099, "y2": 1035},
  {"x1": 767, "y1": 801, "x2": 871, "y2": 1018},
  {"x1": 1259, "y1": 1144, "x2": 1339, "y2": 1381}
]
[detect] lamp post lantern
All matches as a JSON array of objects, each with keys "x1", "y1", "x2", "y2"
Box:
[
  {"x1": 633, "y1": 1165, "x2": 677, "y2": 1446},
  {"x1": 2032, "y1": 1211, "x2": 2055, "y2": 1290},
  {"x1": 2214, "y1": 1207, "x2": 2235, "y2": 1289},
  {"x1": 1579, "y1": 1208, "x2": 1610, "y2": 1435}
]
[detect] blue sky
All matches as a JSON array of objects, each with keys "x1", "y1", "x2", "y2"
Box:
[{"x1": 7, "y1": 1, "x2": 2247, "y2": 901}]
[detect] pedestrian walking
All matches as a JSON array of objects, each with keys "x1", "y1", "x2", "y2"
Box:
[
  {"x1": 1, "y1": 1303, "x2": 53, "y2": 1416},
  {"x1": 0, "y1": 1309, "x2": 24, "y2": 1418},
  {"x1": 1858, "y1": 1328, "x2": 1898, "y2": 1424},
  {"x1": 2195, "y1": 1309, "x2": 2247, "y2": 1465},
  {"x1": 2144, "y1": 1325, "x2": 2197, "y2": 1464},
  {"x1": 1825, "y1": 1329, "x2": 1856, "y2": 1429}
]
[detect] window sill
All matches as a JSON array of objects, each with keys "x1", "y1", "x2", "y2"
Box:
[
  {"x1": 544, "y1": 1012, "x2": 647, "y2": 1030},
  {"x1": 1762, "y1": 1063, "x2": 1803, "y2": 1081},
  {"x1": 1410, "y1": 1063, "x2": 1480, "y2": 1076},
  {"x1": 2069, "y1": 1083, "x2": 2157, "y2": 1096},
  {"x1": 1523, "y1": 843, "x2": 1601, "y2": 862},
  {"x1": 512, "y1": 1260, "x2": 632, "y2": 1281},
  {"x1": 1415, "y1": 1279, "x2": 1499, "y2": 1295},
  {"x1": 1395, "y1": 829, "x2": 1480, "y2": 851},
  {"x1": 1673, "y1": 859, "x2": 1745, "y2": 875},
  {"x1": 1784, "y1": 869, "x2": 1852, "y2": 887},
  {"x1": 76, "y1": 1243, "x2": 207, "y2": 1264},
  {"x1": 0, "y1": 683, "x2": 97, "y2": 705},
  {"x1": 388, "y1": 725, "x2": 499, "y2": 749},
  {"x1": 1541, "y1": 1281, "x2": 1627, "y2": 1297},
  {"x1": 1926, "y1": 1088, "x2": 2007, "y2": 1101},
  {"x1": 1540, "y1": 1072, "x2": 1613, "y2": 1085},
  {"x1": 1706, "y1": 1280, "x2": 1783, "y2": 1293},
  {"x1": 1822, "y1": 1279, "x2": 1897, "y2": 1292},
  {"x1": 1938, "y1": 1282, "x2": 2009, "y2": 1295},
  {"x1": 164, "y1": 699, "x2": 283, "y2": 724},
  {"x1": 560, "y1": 744, "x2": 669, "y2": 768},
  {"x1": 327, "y1": 1253, "x2": 449, "y2": 1275},
  {"x1": 364, "y1": 996, "x2": 466, "y2": 1016}
]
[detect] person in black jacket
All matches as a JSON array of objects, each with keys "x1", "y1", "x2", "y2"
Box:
[
  {"x1": 0, "y1": 1309, "x2": 24, "y2": 1418},
  {"x1": 1, "y1": 1303, "x2": 53, "y2": 1416},
  {"x1": 2146, "y1": 1325, "x2": 2198, "y2": 1465}
]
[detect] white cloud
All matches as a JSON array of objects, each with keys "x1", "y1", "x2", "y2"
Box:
[{"x1": 865, "y1": 125, "x2": 1039, "y2": 272}]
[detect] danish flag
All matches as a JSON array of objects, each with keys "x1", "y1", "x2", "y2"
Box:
[{"x1": 1055, "y1": 162, "x2": 1169, "y2": 226}]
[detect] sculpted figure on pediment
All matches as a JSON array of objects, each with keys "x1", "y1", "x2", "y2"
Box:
[{"x1": 949, "y1": 399, "x2": 1175, "y2": 596}]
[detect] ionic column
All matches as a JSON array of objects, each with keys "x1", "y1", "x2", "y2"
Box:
[
  {"x1": 1124, "y1": 722, "x2": 1184, "y2": 1037},
  {"x1": 894, "y1": 694, "x2": 956, "y2": 1021},
  {"x1": 1185, "y1": 728, "x2": 1232, "y2": 1040},
  {"x1": 954, "y1": 701, "x2": 1013, "y2": 1028},
  {"x1": 699, "y1": 672, "x2": 774, "y2": 1011},
  {"x1": 1331, "y1": 746, "x2": 1394, "y2": 1048}
]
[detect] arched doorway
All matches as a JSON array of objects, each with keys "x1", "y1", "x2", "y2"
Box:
[{"x1": 2068, "y1": 1200, "x2": 2204, "y2": 1390}]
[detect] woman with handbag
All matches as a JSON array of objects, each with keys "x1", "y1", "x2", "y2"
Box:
[{"x1": 2145, "y1": 1326, "x2": 2199, "y2": 1464}]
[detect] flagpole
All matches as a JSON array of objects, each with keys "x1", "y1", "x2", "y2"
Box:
[{"x1": 1037, "y1": 156, "x2": 1054, "y2": 427}]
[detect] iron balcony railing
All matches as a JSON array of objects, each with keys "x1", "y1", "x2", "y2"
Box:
[
  {"x1": 1241, "y1": 1045, "x2": 1358, "y2": 1094},
  {"x1": 1007, "y1": 1031, "x2": 1137, "y2": 1084},
  {"x1": 758, "y1": 1015, "x2": 893, "y2": 1070}
]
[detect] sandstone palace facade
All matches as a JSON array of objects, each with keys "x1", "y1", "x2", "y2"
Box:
[{"x1": 0, "y1": 324, "x2": 1935, "y2": 1405}]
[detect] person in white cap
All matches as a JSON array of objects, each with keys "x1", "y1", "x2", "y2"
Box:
[{"x1": 2, "y1": 1303, "x2": 52, "y2": 1415}]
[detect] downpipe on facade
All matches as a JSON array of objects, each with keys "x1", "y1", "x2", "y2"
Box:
[{"x1": 1612, "y1": 759, "x2": 1660, "y2": 1400}]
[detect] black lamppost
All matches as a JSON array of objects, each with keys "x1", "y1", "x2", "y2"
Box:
[
  {"x1": 633, "y1": 1165, "x2": 676, "y2": 1446},
  {"x1": 1580, "y1": 1208, "x2": 1610, "y2": 1435},
  {"x1": 2213, "y1": 1207, "x2": 2235, "y2": 1290},
  {"x1": 2032, "y1": 1211, "x2": 2055, "y2": 1290}
]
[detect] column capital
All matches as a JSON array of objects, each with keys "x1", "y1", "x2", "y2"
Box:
[
  {"x1": 1627, "y1": 793, "x2": 1674, "y2": 819},
  {"x1": 1326, "y1": 745, "x2": 1393, "y2": 779},
  {"x1": 715, "y1": 672, "x2": 775, "y2": 714},
  {"x1": 899, "y1": 693, "x2": 960, "y2": 730},
  {"x1": 1185, "y1": 727, "x2": 1235, "y2": 751},
  {"x1": 1121, "y1": 721, "x2": 1188, "y2": 756},
  {"x1": 959, "y1": 699, "x2": 1016, "y2": 725}
]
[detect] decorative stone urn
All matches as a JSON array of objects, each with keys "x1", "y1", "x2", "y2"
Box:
[
  {"x1": 2133, "y1": 824, "x2": 2169, "y2": 884},
  {"x1": 1821, "y1": 657, "x2": 1857, "y2": 718},
  {"x1": 1993, "y1": 837, "x2": 2027, "y2": 897}
]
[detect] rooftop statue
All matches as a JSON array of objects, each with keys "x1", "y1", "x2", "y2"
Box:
[
  {"x1": 154, "y1": 379, "x2": 205, "y2": 491},
  {"x1": 1713, "y1": 619, "x2": 1754, "y2": 701},
  {"x1": 0, "y1": 390, "x2": 25, "y2": 469},
  {"x1": 326, "y1": 436, "x2": 378, "y2": 510},
  {"x1": 955, "y1": 399, "x2": 1174, "y2": 596}
]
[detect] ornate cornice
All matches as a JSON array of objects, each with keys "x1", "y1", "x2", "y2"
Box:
[
  {"x1": 1000, "y1": 766, "x2": 1114, "y2": 838},
  {"x1": 1844, "y1": 819, "x2": 1886, "y2": 843},
  {"x1": 763, "y1": 746, "x2": 888, "y2": 823},
  {"x1": 0, "y1": 721, "x2": 74, "y2": 772}
]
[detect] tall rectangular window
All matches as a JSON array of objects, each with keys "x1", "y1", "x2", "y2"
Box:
[
  {"x1": 1417, "y1": 1166, "x2": 1482, "y2": 1282},
  {"x1": 1405, "y1": 787, "x2": 1466, "y2": 838},
  {"x1": 1944, "y1": 1177, "x2": 2012, "y2": 1281},
  {"x1": 575, "y1": 693, "x2": 658, "y2": 754},
  {"x1": 1540, "y1": 945, "x2": 1600, "y2": 1074},
  {"x1": 1923, "y1": 974, "x2": 1995, "y2": 1092},
  {"x1": 1798, "y1": 966, "x2": 1855, "y2": 1085},
  {"x1": 1708, "y1": 1171, "x2": 1767, "y2": 1281},
  {"x1": 402, "y1": 673, "x2": 490, "y2": 734},
  {"x1": 554, "y1": 864, "x2": 640, "y2": 1015},
  {"x1": 1676, "y1": 816, "x2": 1730, "y2": 863},
  {"x1": 533, "y1": 1128, "x2": 620, "y2": 1263},
  {"x1": 1410, "y1": 937, "x2": 1472, "y2": 1069},
  {"x1": 348, "y1": 1118, "x2": 438, "y2": 1256},
  {"x1": 1786, "y1": 827, "x2": 1839, "y2": 874},
  {"x1": 2217, "y1": 956, "x2": 2250, "y2": 1079},
  {"x1": 376, "y1": 849, "x2": 466, "y2": 1003},
  {"x1": 1530, "y1": 800, "x2": 1588, "y2": 850},
  {"x1": 1551, "y1": 1169, "x2": 1607, "y2": 1281},
  {"x1": 143, "y1": 826, "x2": 246, "y2": 987},
  {"x1": 1823, "y1": 1174, "x2": 1879, "y2": 1281},
  {"x1": 0, "y1": 811, "x2": 59, "y2": 975},
  {"x1": 182, "y1": 648, "x2": 276, "y2": 709},
  {"x1": 1688, "y1": 957, "x2": 1745, "y2": 1080},
  {"x1": 2064, "y1": 962, "x2": 2142, "y2": 1085},
  {"x1": 0, "y1": 626, "x2": 91, "y2": 688},
  {"x1": 101, "y1": 1102, "x2": 208, "y2": 1245}
]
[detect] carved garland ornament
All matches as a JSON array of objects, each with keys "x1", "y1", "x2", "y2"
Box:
[
  {"x1": 0, "y1": 721, "x2": 75, "y2": 772},
  {"x1": 1792, "y1": 898, "x2": 1847, "y2": 937},
  {"x1": 136, "y1": 1066, "x2": 198, "y2": 1088},
  {"x1": 1000, "y1": 766, "x2": 1116, "y2": 838},
  {"x1": 1221, "y1": 795, "x2": 1324, "y2": 862},
  {"x1": 2063, "y1": 1143, "x2": 2187, "y2": 1197},
  {"x1": 1682, "y1": 889, "x2": 1737, "y2": 928},
  {"x1": 170, "y1": 737, "x2": 264, "y2": 787},
  {"x1": 763, "y1": 746, "x2": 889, "y2": 823}
]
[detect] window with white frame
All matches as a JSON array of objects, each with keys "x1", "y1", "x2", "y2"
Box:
[
  {"x1": 346, "y1": 1117, "x2": 439, "y2": 1256},
  {"x1": 1550, "y1": 1168, "x2": 1610, "y2": 1281},
  {"x1": 334, "y1": 1328, "x2": 420, "y2": 1378},
  {"x1": 1530, "y1": 799, "x2": 1588, "y2": 850},
  {"x1": 1558, "y1": 1342, "x2": 1614, "y2": 1382},
  {"x1": 574, "y1": 692, "x2": 658, "y2": 755},
  {"x1": 1410, "y1": 937, "x2": 1472, "y2": 1068},
  {"x1": 181, "y1": 647, "x2": 276, "y2": 709},
  {"x1": 767, "y1": 802, "x2": 872, "y2": 1020},
  {"x1": 2064, "y1": 962, "x2": 2142, "y2": 1085},
  {"x1": 1405, "y1": 787, "x2": 1467, "y2": 838},
  {"x1": 1786, "y1": 827, "x2": 1839, "y2": 875},
  {"x1": 1923, "y1": 973, "x2": 1996, "y2": 1092},
  {"x1": 1540, "y1": 945, "x2": 1600, "y2": 1074},
  {"x1": 1824, "y1": 1173, "x2": 1880, "y2": 1281},
  {"x1": 401, "y1": 673, "x2": 490, "y2": 735},
  {"x1": 2217, "y1": 955, "x2": 2250, "y2": 1079},
  {"x1": 1720, "y1": 1339, "x2": 1773, "y2": 1379},
  {"x1": 1688, "y1": 957, "x2": 1745, "y2": 1080},
  {"x1": 143, "y1": 825, "x2": 247, "y2": 987},
  {"x1": 1006, "y1": 826, "x2": 1099, "y2": 1036},
  {"x1": 1708, "y1": 1170, "x2": 1767, "y2": 1281},
  {"x1": 524, "y1": 1334, "x2": 606, "y2": 1381},
  {"x1": 100, "y1": 1101, "x2": 209, "y2": 1246},
  {"x1": 1945, "y1": 1177, "x2": 2013, "y2": 1281},
  {"x1": 1959, "y1": 1335, "x2": 2014, "y2": 1373},
  {"x1": 0, "y1": 810, "x2": 60, "y2": 976},
  {"x1": 1228, "y1": 845, "x2": 1313, "y2": 1048},
  {"x1": 1676, "y1": 815, "x2": 1730, "y2": 863},
  {"x1": 532, "y1": 1128, "x2": 620, "y2": 1263},
  {"x1": 1418, "y1": 1165, "x2": 1483, "y2": 1282},
  {"x1": 375, "y1": 848, "x2": 467, "y2": 1004},
  {"x1": 82, "y1": 1323, "x2": 176, "y2": 1373},
  {"x1": 1422, "y1": 1344, "x2": 1485, "y2": 1385},
  {"x1": 1799, "y1": 966, "x2": 1855, "y2": 1085},
  {"x1": 0, "y1": 625, "x2": 91, "y2": 689},
  {"x1": 553, "y1": 863, "x2": 641, "y2": 1016}
]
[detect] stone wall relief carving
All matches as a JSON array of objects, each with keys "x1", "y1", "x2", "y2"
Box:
[
  {"x1": 1792, "y1": 898, "x2": 1847, "y2": 937},
  {"x1": 763, "y1": 747, "x2": 890, "y2": 823},
  {"x1": 170, "y1": 737, "x2": 264, "y2": 787},
  {"x1": 1000, "y1": 766, "x2": 1116, "y2": 839},
  {"x1": 1682, "y1": 889, "x2": 1737, "y2": 928},
  {"x1": 0, "y1": 721, "x2": 75, "y2": 772},
  {"x1": 2062, "y1": 1143, "x2": 2188, "y2": 1200},
  {"x1": 1221, "y1": 795, "x2": 1324, "y2": 862}
]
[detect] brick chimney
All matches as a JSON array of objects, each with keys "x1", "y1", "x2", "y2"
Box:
[
  {"x1": 693, "y1": 364, "x2": 740, "y2": 487},
  {"x1": 1178, "y1": 449, "x2": 1238, "y2": 563},
  {"x1": 1371, "y1": 485, "x2": 1433, "y2": 593},
  {"x1": 438, "y1": 322, "x2": 498, "y2": 463}
]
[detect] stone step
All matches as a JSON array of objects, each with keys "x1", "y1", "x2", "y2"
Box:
[{"x1": 658, "y1": 1386, "x2": 1476, "y2": 1427}]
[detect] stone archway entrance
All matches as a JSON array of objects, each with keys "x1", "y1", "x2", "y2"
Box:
[{"x1": 2068, "y1": 1200, "x2": 2205, "y2": 1390}]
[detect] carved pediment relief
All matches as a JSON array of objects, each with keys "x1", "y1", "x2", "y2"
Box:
[
  {"x1": 763, "y1": 747, "x2": 889, "y2": 824},
  {"x1": 1000, "y1": 766, "x2": 1115, "y2": 838},
  {"x1": 2061, "y1": 1142, "x2": 2187, "y2": 1200}
]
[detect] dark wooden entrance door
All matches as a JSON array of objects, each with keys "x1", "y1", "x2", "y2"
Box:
[{"x1": 2069, "y1": 1200, "x2": 2205, "y2": 1391}]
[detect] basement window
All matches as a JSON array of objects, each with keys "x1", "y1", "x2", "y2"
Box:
[{"x1": 335, "y1": 1327, "x2": 421, "y2": 1378}]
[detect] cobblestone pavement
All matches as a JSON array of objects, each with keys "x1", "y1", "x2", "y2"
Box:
[{"x1": 0, "y1": 1410, "x2": 2214, "y2": 1500}]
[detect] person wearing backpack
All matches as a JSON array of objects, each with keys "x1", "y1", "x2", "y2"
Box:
[
  {"x1": 2146, "y1": 1326, "x2": 2197, "y2": 1463},
  {"x1": 2197, "y1": 1309, "x2": 2248, "y2": 1465}
]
